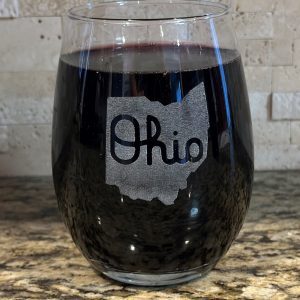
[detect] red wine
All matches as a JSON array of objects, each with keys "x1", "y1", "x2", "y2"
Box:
[{"x1": 52, "y1": 44, "x2": 253, "y2": 274}]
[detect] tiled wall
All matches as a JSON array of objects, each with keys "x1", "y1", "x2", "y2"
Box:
[{"x1": 0, "y1": 0, "x2": 300, "y2": 175}]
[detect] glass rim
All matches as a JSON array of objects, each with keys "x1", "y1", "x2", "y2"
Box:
[{"x1": 67, "y1": 0, "x2": 230, "y2": 24}]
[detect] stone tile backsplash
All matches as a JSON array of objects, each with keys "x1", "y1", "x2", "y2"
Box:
[{"x1": 0, "y1": 0, "x2": 299, "y2": 175}]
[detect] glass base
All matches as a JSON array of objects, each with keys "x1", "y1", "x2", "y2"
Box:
[{"x1": 101, "y1": 267, "x2": 212, "y2": 286}]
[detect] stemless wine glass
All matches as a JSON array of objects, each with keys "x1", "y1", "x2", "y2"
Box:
[{"x1": 52, "y1": 0, "x2": 254, "y2": 286}]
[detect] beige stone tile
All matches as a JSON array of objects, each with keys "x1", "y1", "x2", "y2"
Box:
[
  {"x1": 273, "y1": 15, "x2": 290, "y2": 39},
  {"x1": 230, "y1": 0, "x2": 237, "y2": 11},
  {"x1": 0, "y1": 97, "x2": 53, "y2": 125},
  {"x1": 0, "y1": 124, "x2": 52, "y2": 176},
  {"x1": 0, "y1": 71, "x2": 56, "y2": 98},
  {"x1": 272, "y1": 93, "x2": 300, "y2": 120},
  {"x1": 0, "y1": 71, "x2": 55, "y2": 125},
  {"x1": 285, "y1": 16, "x2": 300, "y2": 39},
  {"x1": 17, "y1": 0, "x2": 247, "y2": 17},
  {"x1": 19, "y1": 0, "x2": 86, "y2": 17},
  {"x1": 0, "y1": 17, "x2": 61, "y2": 72},
  {"x1": 272, "y1": 66, "x2": 300, "y2": 92},
  {"x1": 293, "y1": 39, "x2": 300, "y2": 66},
  {"x1": 291, "y1": 122, "x2": 300, "y2": 144},
  {"x1": 0, "y1": 126, "x2": 8, "y2": 153},
  {"x1": 239, "y1": 40, "x2": 271, "y2": 66},
  {"x1": 252, "y1": 121, "x2": 291, "y2": 145},
  {"x1": 235, "y1": 0, "x2": 284, "y2": 14},
  {"x1": 16, "y1": 0, "x2": 300, "y2": 17},
  {"x1": 244, "y1": 66, "x2": 272, "y2": 92},
  {"x1": 272, "y1": 0, "x2": 287, "y2": 15},
  {"x1": 255, "y1": 144, "x2": 300, "y2": 170},
  {"x1": 232, "y1": 0, "x2": 299, "y2": 16},
  {"x1": 0, "y1": 0, "x2": 18, "y2": 18},
  {"x1": 284, "y1": 0, "x2": 300, "y2": 15},
  {"x1": 272, "y1": 39, "x2": 293, "y2": 66},
  {"x1": 249, "y1": 93, "x2": 271, "y2": 120},
  {"x1": 235, "y1": 0, "x2": 269, "y2": 12},
  {"x1": 234, "y1": 12, "x2": 273, "y2": 40},
  {"x1": 273, "y1": 13, "x2": 300, "y2": 39}
]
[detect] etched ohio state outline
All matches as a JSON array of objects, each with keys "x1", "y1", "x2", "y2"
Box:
[{"x1": 105, "y1": 83, "x2": 210, "y2": 205}]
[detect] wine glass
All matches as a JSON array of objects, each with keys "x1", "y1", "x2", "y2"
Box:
[{"x1": 52, "y1": 0, "x2": 254, "y2": 286}]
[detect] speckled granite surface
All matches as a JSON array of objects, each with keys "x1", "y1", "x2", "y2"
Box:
[{"x1": 0, "y1": 172, "x2": 299, "y2": 299}]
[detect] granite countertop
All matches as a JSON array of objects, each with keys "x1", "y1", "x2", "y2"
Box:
[{"x1": 0, "y1": 172, "x2": 299, "y2": 299}]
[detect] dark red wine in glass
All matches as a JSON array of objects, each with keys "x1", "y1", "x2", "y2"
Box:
[{"x1": 52, "y1": 1, "x2": 254, "y2": 286}]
